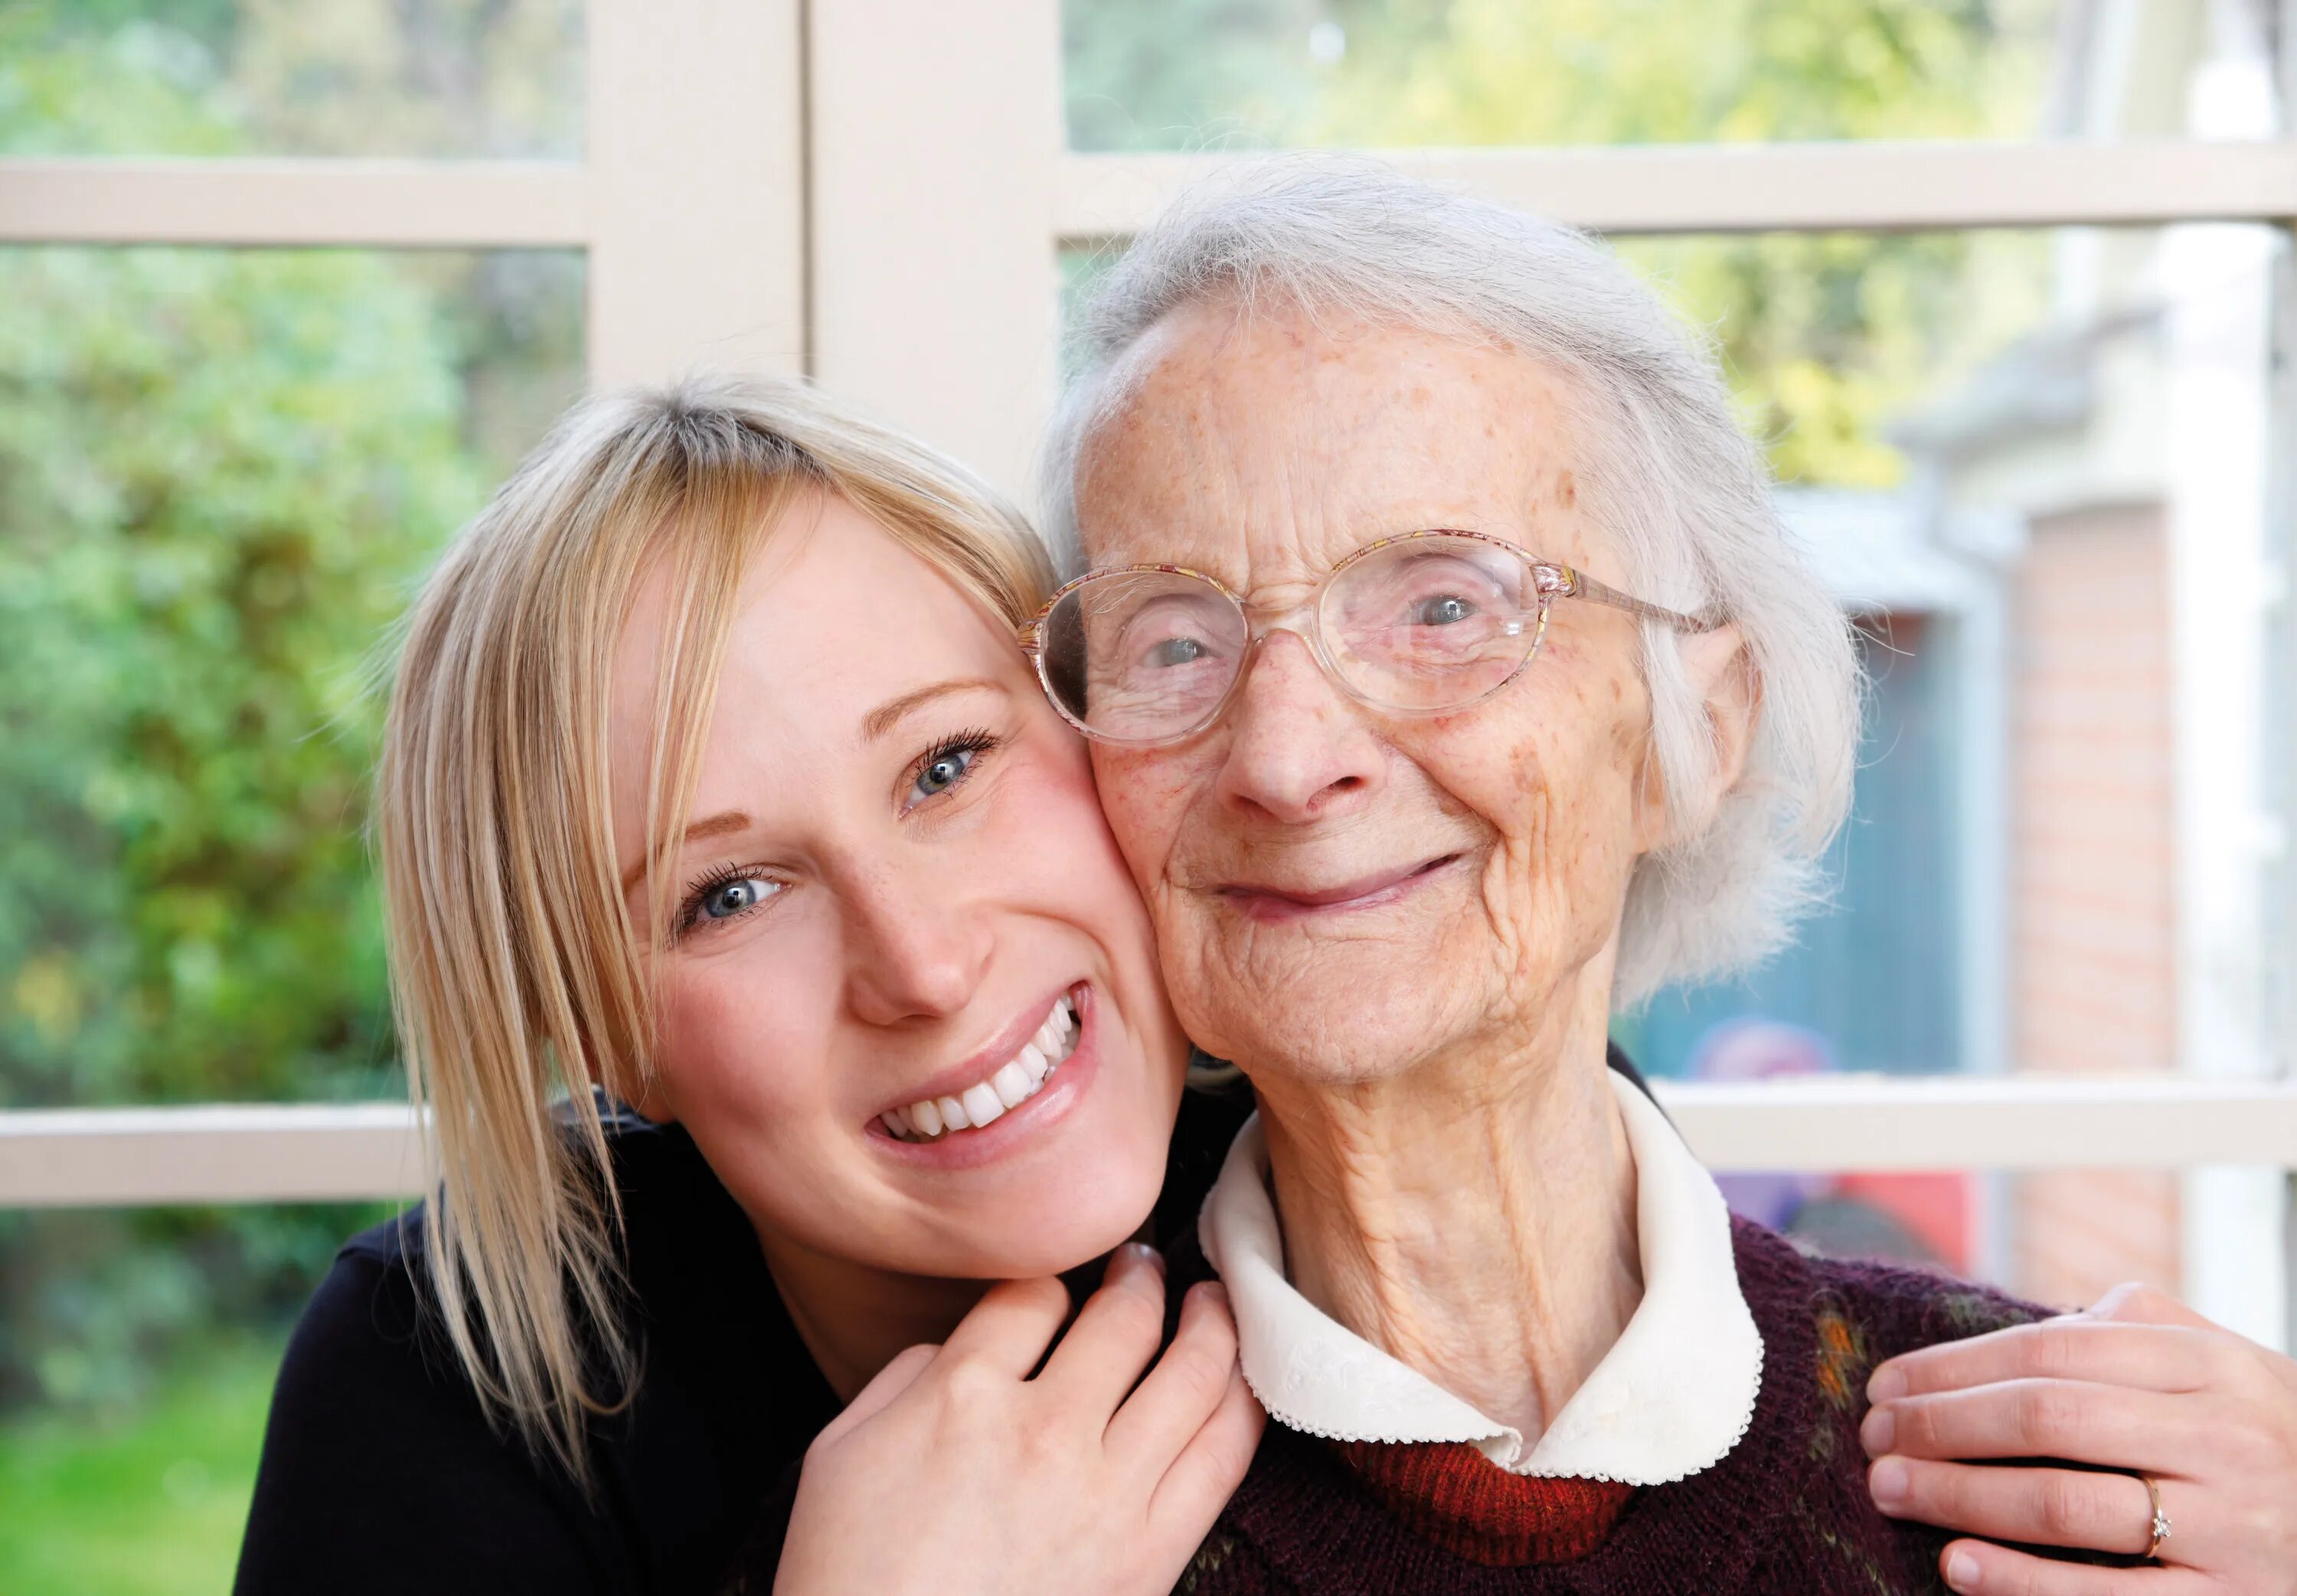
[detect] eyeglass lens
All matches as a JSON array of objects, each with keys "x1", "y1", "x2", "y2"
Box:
[{"x1": 1038, "y1": 536, "x2": 1547, "y2": 741}]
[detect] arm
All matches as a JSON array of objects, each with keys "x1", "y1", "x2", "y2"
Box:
[{"x1": 234, "y1": 1247, "x2": 626, "y2": 1596}]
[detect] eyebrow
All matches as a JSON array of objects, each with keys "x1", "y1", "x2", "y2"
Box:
[
  {"x1": 619, "y1": 808, "x2": 754, "y2": 895},
  {"x1": 615, "y1": 678, "x2": 1008, "y2": 895},
  {"x1": 860, "y1": 677, "x2": 1006, "y2": 742}
]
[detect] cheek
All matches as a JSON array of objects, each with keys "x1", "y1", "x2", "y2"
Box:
[
  {"x1": 972, "y1": 735, "x2": 1170, "y2": 977},
  {"x1": 650, "y1": 952, "x2": 837, "y2": 1130},
  {"x1": 1425, "y1": 664, "x2": 1648, "y2": 892},
  {"x1": 1086, "y1": 746, "x2": 1201, "y2": 888}
]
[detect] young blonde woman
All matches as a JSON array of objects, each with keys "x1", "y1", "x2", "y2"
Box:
[{"x1": 234, "y1": 375, "x2": 1263, "y2": 1596}]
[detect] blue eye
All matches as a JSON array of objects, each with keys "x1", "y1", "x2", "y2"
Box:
[
  {"x1": 907, "y1": 730, "x2": 998, "y2": 807},
  {"x1": 912, "y1": 745, "x2": 978, "y2": 801},
  {"x1": 699, "y1": 876, "x2": 776, "y2": 921},
  {"x1": 1411, "y1": 594, "x2": 1476, "y2": 625},
  {"x1": 1149, "y1": 636, "x2": 1207, "y2": 667},
  {"x1": 673, "y1": 870, "x2": 781, "y2": 941}
]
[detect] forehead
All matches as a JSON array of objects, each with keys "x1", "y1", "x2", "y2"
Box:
[
  {"x1": 613, "y1": 495, "x2": 1020, "y2": 776},
  {"x1": 1073, "y1": 300, "x2": 1590, "y2": 582}
]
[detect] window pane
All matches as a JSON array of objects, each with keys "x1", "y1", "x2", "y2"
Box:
[
  {"x1": 0, "y1": 245, "x2": 584, "y2": 1108},
  {"x1": 2, "y1": 0, "x2": 583, "y2": 159},
  {"x1": 1713, "y1": 1164, "x2": 2282, "y2": 1339},
  {"x1": 1569, "y1": 222, "x2": 2279, "y2": 1093},
  {"x1": 1070, "y1": 219, "x2": 2282, "y2": 1092},
  {"x1": 1065, "y1": 0, "x2": 2078, "y2": 152}
]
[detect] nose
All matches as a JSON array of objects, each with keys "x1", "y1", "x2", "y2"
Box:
[
  {"x1": 1214, "y1": 629, "x2": 1387, "y2": 824},
  {"x1": 842, "y1": 862, "x2": 992, "y2": 1027}
]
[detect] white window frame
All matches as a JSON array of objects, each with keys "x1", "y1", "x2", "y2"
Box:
[{"x1": 3, "y1": 0, "x2": 2293, "y2": 1341}]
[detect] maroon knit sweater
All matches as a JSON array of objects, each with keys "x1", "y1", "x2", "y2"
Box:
[{"x1": 1167, "y1": 1216, "x2": 2057, "y2": 1596}]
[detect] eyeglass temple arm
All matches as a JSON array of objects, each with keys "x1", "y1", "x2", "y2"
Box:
[{"x1": 1553, "y1": 565, "x2": 1720, "y2": 633}]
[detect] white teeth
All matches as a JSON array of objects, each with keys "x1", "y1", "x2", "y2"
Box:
[
  {"x1": 883, "y1": 995, "x2": 1083, "y2": 1144},
  {"x1": 992, "y1": 1060, "x2": 1034, "y2": 1108},
  {"x1": 962, "y1": 1082, "x2": 1005, "y2": 1126}
]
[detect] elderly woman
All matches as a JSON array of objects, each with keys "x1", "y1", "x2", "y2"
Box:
[{"x1": 1028, "y1": 158, "x2": 2297, "y2": 1592}]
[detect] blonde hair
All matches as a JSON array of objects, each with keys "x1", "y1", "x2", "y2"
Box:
[{"x1": 376, "y1": 373, "x2": 1053, "y2": 1483}]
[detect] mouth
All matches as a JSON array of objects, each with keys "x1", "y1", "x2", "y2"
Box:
[
  {"x1": 1214, "y1": 853, "x2": 1462, "y2": 922},
  {"x1": 877, "y1": 985, "x2": 1086, "y2": 1144}
]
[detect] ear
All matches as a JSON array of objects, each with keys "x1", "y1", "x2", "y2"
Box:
[{"x1": 1632, "y1": 622, "x2": 1760, "y2": 853}]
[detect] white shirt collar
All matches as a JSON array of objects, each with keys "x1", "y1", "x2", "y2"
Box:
[{"x1": 1198, "y1": 1069, "x2": 1764, "y2": 1484}]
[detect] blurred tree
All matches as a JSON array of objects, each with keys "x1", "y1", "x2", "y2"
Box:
[
  {"x1": 0, "y1": 0, "x2": 485, "y2": 1112},
  {"x1": 1066, "y1": 0, "x2": 1330, "y2": 151},
  {"x1": 0, "y1": 1, "x2": 573, "y2": 1409},
  {"x1": 1063, "y1": 0, "x2": 2057, "y2": 485}
]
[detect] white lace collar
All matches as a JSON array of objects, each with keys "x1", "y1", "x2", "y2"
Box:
[{"x1": 1197, "y1": 1069, "x2": 1764, "y2": 1484}]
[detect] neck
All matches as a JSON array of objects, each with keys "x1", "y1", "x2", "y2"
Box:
[
  {"x1": 1250, "y1": 978, "x2": 1642, "y2": 1440},
  {"x1": 753, "y1": 1231, "x2": 993, "y2": 1402}
]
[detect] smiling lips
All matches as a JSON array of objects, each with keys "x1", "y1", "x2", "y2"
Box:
[
  {"x1": 880, "y1": 994, "x2": 1081, "y2": 1143},
  {"x1": 1214, "y1": 854, "x2": 1460, "y2": 919}
]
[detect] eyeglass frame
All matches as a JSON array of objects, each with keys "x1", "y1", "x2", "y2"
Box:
[{"x1": 1018, "y1": 526, "x2": 1721, "y2": 748}]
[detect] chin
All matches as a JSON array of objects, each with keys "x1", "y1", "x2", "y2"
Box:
[{"x1": 1193, "y1": 972, "x2": 1462, "y2": 1086}]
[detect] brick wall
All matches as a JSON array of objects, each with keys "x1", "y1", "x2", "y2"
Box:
[{"x1": 2007, "y1": 503, "x2": 2183, "y2": 1310}]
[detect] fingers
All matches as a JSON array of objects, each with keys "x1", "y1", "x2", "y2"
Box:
[
  {"x1": 1869, "y1": 1320, "x2": 2217, "y2": 1403},
  {"x1": 812, "y1": 1340, "x2": 939, "y2": 1447},
  {"x1": 1932, "y1": 1537, "x2": 2214, "y2": 1596},
  {"x1": 1147, "y1": 1346, "x2": 1266, "y2": 1545},
  {"x1": 1106, "y1": 1280, "x2": 1241, "y2": 1467},
  {"x1": 939, "y1": 1275, "x2": 1073, "y2": 1377},
  {"x1": 1867, "y1": 1455, "x2": 2156, "y2": 1555},
  {"x1": 2083, "y1": 1281, "x2": 2219, "y2": 1333},
  {"x1": 1035, "y1": 1243, "x2": 1172, "y2": 1409},
  {"x1": 1862, "y1": 1379, "x2": 2210, "y2": 1474}
]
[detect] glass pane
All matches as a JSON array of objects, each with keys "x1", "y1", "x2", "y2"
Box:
[
  {"x1": 1, "y1": 0, "x2": 583, "y2": 159},
  {"x1": 1072, "y1": 217, "x2": 2281, "y2": 1092},
  {"x1": 1574, "y1": 223, "x2": 2278, "y2": 1091},
  {"x1": 1066, "y1": 0, "x2": 2080, "y2": 152},
  {"x1": 0, "y1": 1201, "x2": 391, "y2": 1593},
  {"x1": 0, "y1": 245, "x2": 584, "y2": 1108},
  {"x1": 1716, "y1": 1164, "x2": 2281, "y2": 1335}
]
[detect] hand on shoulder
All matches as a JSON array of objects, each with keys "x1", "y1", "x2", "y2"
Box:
[{"x1": 1863, "y1": 1281, "x2": 2297, "y2": 1594}]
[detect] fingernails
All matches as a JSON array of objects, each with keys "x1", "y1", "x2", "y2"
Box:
[
  {"x1": 1867, "y1": 1366, "x2": 1907, "y2": 1402},
  {"x1": 1199, "y1": 1281, "x2": 1228, "y2": 1310},
  {"x1": 1113, "y1": 1242, "x2": 1165, "y2": 1287},
  {"x1": 1859, "y1": 1405, "x2": 1894, "y2": 1457},
  {"x1": 1945, "y1": 1549, "x2": 1981, "y2": 1592},
  {"x1": 1868, "y1": 1456, "x2": 1908, "y2": 1510}
]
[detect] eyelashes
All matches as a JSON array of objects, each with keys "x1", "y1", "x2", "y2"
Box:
[
  {"x1": 668, "y1": 726, "x2": 1006, "y2": 942},
  {"x1": 906, "y1": 726, "x2": 1000, "y2": 808},
  {"x1": 672, "y1": 862, "x2": 781, "y2": 939}
]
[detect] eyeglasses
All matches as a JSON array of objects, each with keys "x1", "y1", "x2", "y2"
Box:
[{"x1": 1020, "y1": 528, "x2": 1717, "y2": 747}]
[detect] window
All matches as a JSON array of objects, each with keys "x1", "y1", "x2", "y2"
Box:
[{"x1": 4, "y1": 8, "x2": 2293, "y2": 1566}]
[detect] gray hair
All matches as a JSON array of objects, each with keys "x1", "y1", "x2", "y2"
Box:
[{"x1": 1041, "y1": 155, "x2": 1859, "y2": 1005}]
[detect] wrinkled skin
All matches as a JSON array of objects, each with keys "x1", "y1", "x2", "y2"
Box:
[{"x1": 1071, "y1": 298, "x2": 1756, "y2": 1439}]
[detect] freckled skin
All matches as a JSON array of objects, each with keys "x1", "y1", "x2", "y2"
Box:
[{"x1": 1077, "y1": 302, "x2": 1669, "y2": 1091}]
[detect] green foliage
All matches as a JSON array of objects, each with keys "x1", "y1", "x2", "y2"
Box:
[
  {"x1": 1065, "y1": 0, "x2": 1333, "y2": 152},
  {"x1": 0, "y1": 242, "x2": 476, "y2": 1107},
  {"x1": 0, "y1": 1332, "x2": 282, "y2": 1595},
  {"x1": 0, "y1": 3, "x2": 575, "y2": 1415}
]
